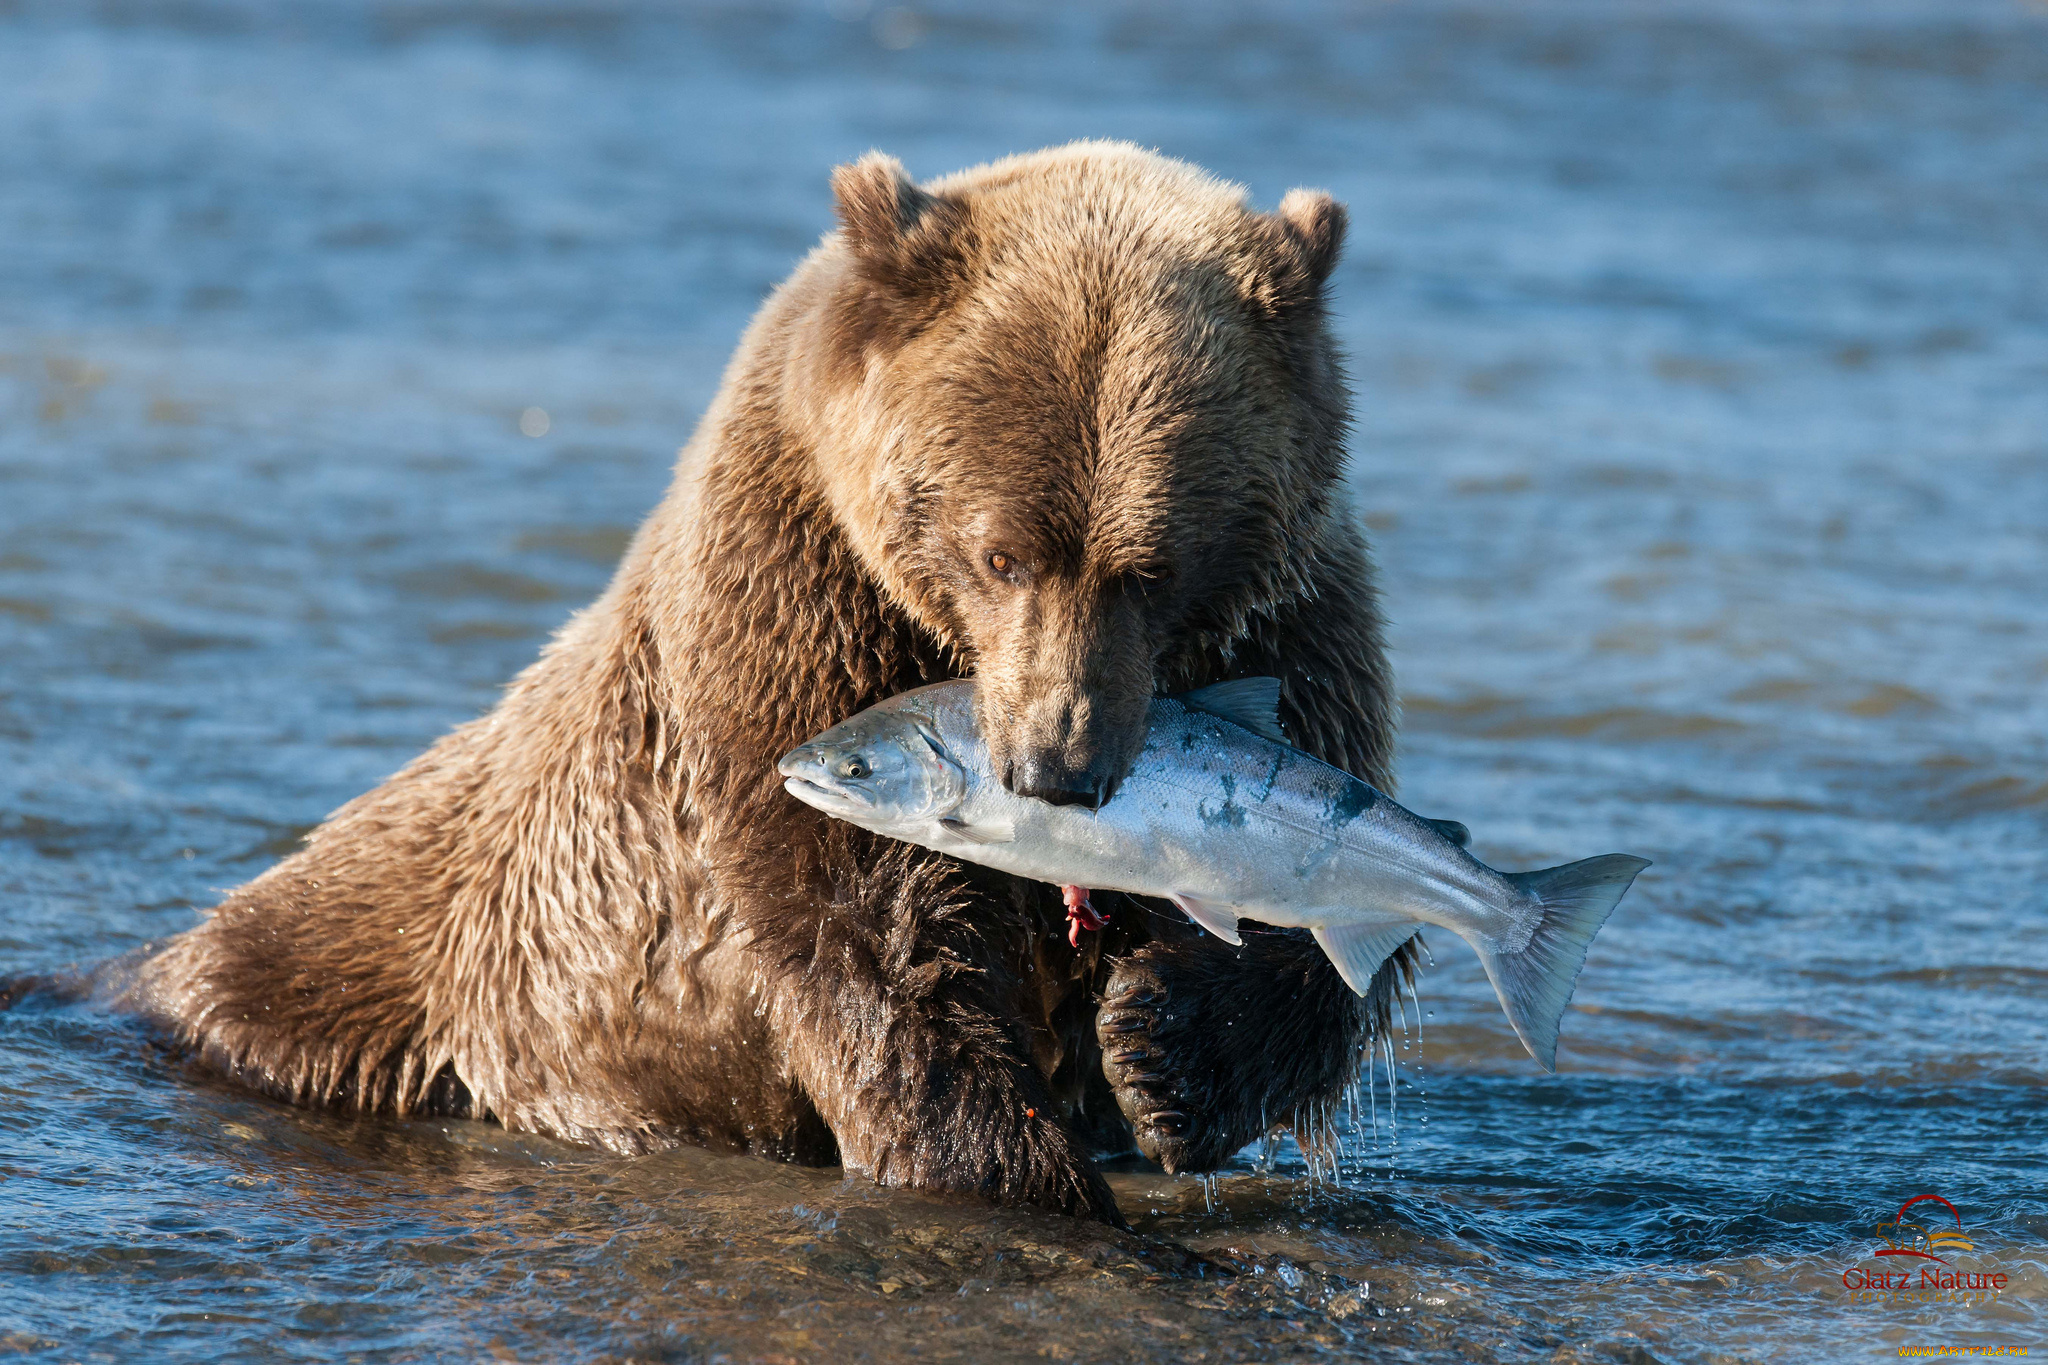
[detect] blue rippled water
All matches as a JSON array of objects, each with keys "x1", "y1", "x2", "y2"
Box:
[{"x1": 3, "y1": 2, "x2": 2045, "y2": 1360}]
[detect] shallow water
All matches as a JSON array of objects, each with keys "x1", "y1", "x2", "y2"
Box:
[{"x1": 4, "y1": 0, "x2": 2047, "y2": 1360}]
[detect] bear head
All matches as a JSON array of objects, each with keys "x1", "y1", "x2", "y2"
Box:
[{"x1": 805, "y1": 142, "x2": 1351, "y2": 808}]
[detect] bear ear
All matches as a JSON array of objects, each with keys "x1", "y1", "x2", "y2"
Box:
[
  {"x1": 829, "y1": 152, "x2": 968, "y2": 297},
  {"x1": 831, "y1": 152, "x2": 931, "y2": 258},
  {"x1": 1273, "y1": 188, "x2": 1348, "y2": 289}
]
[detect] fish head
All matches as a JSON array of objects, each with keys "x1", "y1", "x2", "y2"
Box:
[{"x1": 777, "y1": 705, "x2": 969, "y2": 832}]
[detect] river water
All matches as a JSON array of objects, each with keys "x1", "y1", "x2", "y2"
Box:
[{"x1": 3, "y1": 1, "x2": 2045, "y2": 1361}]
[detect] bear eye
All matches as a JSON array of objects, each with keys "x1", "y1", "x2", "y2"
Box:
[
  {"x1": 986, "y1": 551, "x2": 1019, "y2": 579},
  {"x1": 839, "y1": 755, "x2": 870, "y2": 779},
  {"x1": 1123, "y1": 564, "x2": 1174, "y2": 597}
]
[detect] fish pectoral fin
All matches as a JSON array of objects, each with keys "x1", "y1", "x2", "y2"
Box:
[
  {"x1": 1170, "y1": 894, "x2": 1243, "y2": 946},
  {"x1": 1311, "y1": 922, "x2": 1420, "y2": 997},
  {"x1": 938, "y1": 817, "x2": 1015, "y2": 845},
  {"x1": 1175, "y1": 677, "x2": 1287, "y2": 744}
]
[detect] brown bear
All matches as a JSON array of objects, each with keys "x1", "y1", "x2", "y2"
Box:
[{"x1": 123, "y1": 142, "x2": 1410, "y2": 1225}]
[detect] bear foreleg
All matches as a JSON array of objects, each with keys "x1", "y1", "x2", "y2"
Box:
[
  {"x1": 757, "y1": 841, "x2": 1126, "y2": 1225},
  {"x1": 1095, "y1": 921, "x2": 1403, "y2": 1173}
]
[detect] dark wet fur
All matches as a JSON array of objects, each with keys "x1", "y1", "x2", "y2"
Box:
[{"x1": 1097, "y1": 915, "x2": 1415, "y2": 1173}]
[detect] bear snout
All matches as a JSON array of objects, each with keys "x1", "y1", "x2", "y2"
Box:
[
  {"x1": 1009, "y1": 750, "x2": 1121, "y2": 810},
  {"x1": 996, "y1": 681, "x2": 1149, "y2": 811}
]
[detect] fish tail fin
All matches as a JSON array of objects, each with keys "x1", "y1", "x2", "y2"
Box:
[{"x1": 1482, "y1": 854, "x2": 1650, "y2": 1071}]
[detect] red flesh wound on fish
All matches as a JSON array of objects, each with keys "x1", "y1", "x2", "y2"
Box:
[{"x1": 1063, "y1": 885, "x2": 1108, "y2": 946}]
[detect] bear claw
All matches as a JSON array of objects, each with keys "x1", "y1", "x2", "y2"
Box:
[
  {"x1": 1095, "y1": 957, "x2": 1213, "y2": 1170},
  {"x1": 1098, "y1": 930, "x2": 1378, "y2": 1178},
  {"x1": 1095, "y1": 945, "x2": 1273, "y2": 1175}
]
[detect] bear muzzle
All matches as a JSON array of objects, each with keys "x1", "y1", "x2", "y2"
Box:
[
  {"x1": 995, "y1": 684, "x2": 1149, "y2": 811},
  {"x1": 1007, "y1": 751, "x2": 1123, "y2": 810}
]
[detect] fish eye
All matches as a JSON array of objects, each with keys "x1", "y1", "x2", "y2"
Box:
[{"x1": 839, "y1": 755, "x2": 870, "y2": 780}]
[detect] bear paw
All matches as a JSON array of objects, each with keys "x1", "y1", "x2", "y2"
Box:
[
  {"x1": 1095, "y1": 928, "x2": 1380, "y2": 1176},
  {"x1": 1095, "y1": 952, "x2": 1251, "y2": 1174}
]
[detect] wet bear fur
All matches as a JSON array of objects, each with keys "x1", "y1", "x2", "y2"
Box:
[{"x1": 124, "y1": 142, "x2": 1411, "y2": 1225}]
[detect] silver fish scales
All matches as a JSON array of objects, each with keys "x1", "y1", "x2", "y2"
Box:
[{"x1": 779, "y1": 678, "x2": 1649, "y2": 1070}]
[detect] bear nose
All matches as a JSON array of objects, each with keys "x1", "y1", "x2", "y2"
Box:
[{"x1": 1007, "y1": 756, "x2": 1118, "y2": 810}]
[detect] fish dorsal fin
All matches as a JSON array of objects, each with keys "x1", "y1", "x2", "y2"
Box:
[
  {"x1": 1176, "y1": 677, "x2": 1286, "y2": 744},
  {"x1": 1423, "y1": 817, "x2": 1471, "y2": 848}
]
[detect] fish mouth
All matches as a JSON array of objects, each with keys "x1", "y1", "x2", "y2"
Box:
[{"x1": 781, "y1": 775, "x2": 873, "y2": 813}]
